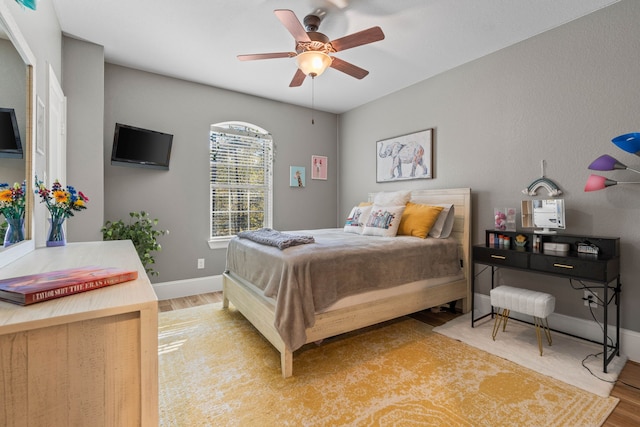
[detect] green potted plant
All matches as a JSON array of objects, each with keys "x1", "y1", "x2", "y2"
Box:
[{"x1": 101, "y1": 211, "x2": 168, "y2": 276}]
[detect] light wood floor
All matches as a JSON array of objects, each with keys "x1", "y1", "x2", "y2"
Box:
[{"x1": 159, "y1": 292, "x2": 640, "y2": 426}]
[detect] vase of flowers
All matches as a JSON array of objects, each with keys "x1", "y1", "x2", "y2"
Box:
[
  {"x1": 46, "y1": 215, "x2": 66, "y2": 247},
  {"x1": 35, "y1": 178, "x2": 89, "y2": 247},
  {"x1": 0, "y1": 182, "x2": 26, "y2": 247}
]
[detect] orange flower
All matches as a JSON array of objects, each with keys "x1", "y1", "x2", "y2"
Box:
[
  {"x1": 53, "y1": 190, "x2": 69, "y2": 204},
  {"x1": 0, "y1": 189, "x2": 12, "y2": 203}
]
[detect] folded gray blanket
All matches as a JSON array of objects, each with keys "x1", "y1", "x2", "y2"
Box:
[{"x1": 237, "y1": 228, "x2": 315, "y2": 249}]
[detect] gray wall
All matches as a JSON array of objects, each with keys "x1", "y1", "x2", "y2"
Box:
[
  {"x1": 62, "y1": 36, "x2": 105, "y2": 243},
  {"x1": 4, "y1": 0, "x2": 61, "y2": 97},
  {"x1": 103, "y1": 64, "x2": 338, "y2": 282},
  {"x1": 339, "y1": 0, "x2": 640, "y2": 332}
]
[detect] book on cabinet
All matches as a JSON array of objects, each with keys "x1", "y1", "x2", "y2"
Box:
[{"x1": 0, "y1": 265, "x2": 138, "y2": 305}]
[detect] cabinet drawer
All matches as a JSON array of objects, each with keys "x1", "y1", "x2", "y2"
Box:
[
  {"x1": 529, "y1": 255, "x2": 607, "y2": 281},
  {"x1": 473, "y1": 247, "x2": 528, "y2": 268}
]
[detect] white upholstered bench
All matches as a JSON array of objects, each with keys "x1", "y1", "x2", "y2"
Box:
[{"x1": 490, "y1": 285, "x2": 555, "y2": 356}]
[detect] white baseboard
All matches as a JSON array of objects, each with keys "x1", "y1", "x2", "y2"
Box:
[
  {"x1": 153, "y1": 275, "x2": 223, "y2": 300},
  {"x1": 475, "y1": 293, "x2": 640, "y2": 364}
]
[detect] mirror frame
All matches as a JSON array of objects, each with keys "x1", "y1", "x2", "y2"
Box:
[{"x1": 0, "y1": 2, "x2": 36, "y2": 267}]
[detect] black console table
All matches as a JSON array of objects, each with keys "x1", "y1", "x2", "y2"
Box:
[{"x1": 472, "y1": 229, "x2": 621, "y2": 373}]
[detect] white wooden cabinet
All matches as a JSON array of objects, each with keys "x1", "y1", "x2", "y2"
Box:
[{"x1": 0, "y1": 240, "x2": 158, "y2": 426}]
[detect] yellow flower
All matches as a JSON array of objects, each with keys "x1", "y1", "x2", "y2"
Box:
[
  {"x1": 53, "y1": 190, "x2": 69, "y2": 204},
  {"x1": 74, "y1": 200, "x2": 85, "y2": 208}
]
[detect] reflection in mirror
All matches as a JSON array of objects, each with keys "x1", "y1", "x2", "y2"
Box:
[
  {"x1": 0, "y1": 3, "x2": 35, "y2": 267},
  {"x1": 0, "y1": 37, "x2": 27, "y2": 247},
  {"x1": 521, "y1": 199, "x2": 566, "y2": 234}
]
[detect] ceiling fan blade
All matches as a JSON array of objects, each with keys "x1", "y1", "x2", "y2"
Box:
[
  {"x1": 237, "y1": 52, "x2": 296, "y2": 61},
  {"x1": 289, "y1": 68, "x2": 307, "y2": 87},
  {"x1": 274, "y1": 9, "x2": 311, "y2": 42},
  {"x1": 330, "y1": 57, "x2": 369, "y2": 79},
  {"x1": 330, "y1": 26, "x2": 385, "y2": 52}
]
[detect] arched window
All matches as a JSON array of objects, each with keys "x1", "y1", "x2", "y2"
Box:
[{"x1": 208, "y1": 122, "x2": 273, "y2": 247}]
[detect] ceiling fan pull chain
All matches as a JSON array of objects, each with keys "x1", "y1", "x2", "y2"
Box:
[{"x1": 311, "y1": 76, "x2": 315, "y2": 125}]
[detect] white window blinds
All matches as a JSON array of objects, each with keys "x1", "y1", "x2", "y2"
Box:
[{"x1": 209, "y1": 123, "x2": 273, "y2": 240}]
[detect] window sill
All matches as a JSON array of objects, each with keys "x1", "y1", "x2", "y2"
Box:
[{"x1": 208, "y1": 239, "x2": 230, "y2": 250}]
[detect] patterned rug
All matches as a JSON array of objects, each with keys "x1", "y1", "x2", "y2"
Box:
[
  {"x1": 433, "y1": 313, "x2": 627, "y2": 398},
  {"x1": 158, "y1": 304, "x2": 619, "y2": 426}
]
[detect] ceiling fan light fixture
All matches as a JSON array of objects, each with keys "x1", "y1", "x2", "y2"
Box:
[{"x1": 296, "y1": 51, "x2": 332, "y2": 77}]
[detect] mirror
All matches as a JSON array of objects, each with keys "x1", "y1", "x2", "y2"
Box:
[
  {"x1": 0, "y1": 3, "x2": 35, "y2": 267},
  {"x1": 521, "y1": 199, "x2": 566, "y2": 234}
]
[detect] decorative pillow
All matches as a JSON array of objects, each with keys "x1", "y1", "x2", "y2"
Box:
[
  {"x1": 428, "y1": 204, "x2": 456, "y2": 238},
  {"x1": 362, "y1": 205, "x2": 406, "y2": 237},
  {"x1": 397, "y1": 203, "x2": 444, "y2": 238},
  {"x1": 358, "y1": 201, "x2": 373, "y2": 207},
  {"x1": 373, "y1": 190, "x2": 411, "y2": 206},
  {"x1": 343, "y1": 205, "x2": 372, "y2": 234}
]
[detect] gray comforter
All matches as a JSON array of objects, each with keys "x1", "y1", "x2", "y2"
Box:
[{"x1": 225, "y1": 228, "x2": 462, "y2": 351}]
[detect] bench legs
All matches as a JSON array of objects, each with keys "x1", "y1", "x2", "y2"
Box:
[
  {"x1": 533, "y1": 316, "x2": 553, "y2": 356},
  {"x1": 492, "y1": 308, "x2": 552, "y2": 356},
  {"x1": 492, "y1": 308, "x2": 510, "y2": 340}
]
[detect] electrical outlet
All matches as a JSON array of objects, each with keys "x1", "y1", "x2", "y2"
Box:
[
  {"x1": 197, "y1": 258, "x2": 205, "y2": 269},
  {"x1": 583, "y1": 290, "x2": 598, "y2": 308}
]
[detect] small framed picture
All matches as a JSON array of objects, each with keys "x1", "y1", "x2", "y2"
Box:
[
  {"x1": 311, "y1": 155, "x2": 327, "y2": 180},
  {"x1": 289, "y1": 166, "x2": 306, "y2": 187}
]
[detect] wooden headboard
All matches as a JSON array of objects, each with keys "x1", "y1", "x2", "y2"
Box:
[{"x1": 368, "y1": 188, "x2": 472, "y2": 312}]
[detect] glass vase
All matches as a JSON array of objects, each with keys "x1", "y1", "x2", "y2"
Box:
[
  {"x1": 46, "y1": 216, "x2": 66, "y2": 247},
  {"x1": 3, "y1": 216, "x2": 25, "y2": 247}
]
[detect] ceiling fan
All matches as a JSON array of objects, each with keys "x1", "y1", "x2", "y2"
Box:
[{"x1": 237, "y1": 9, "x2": 385, "y2": 87}]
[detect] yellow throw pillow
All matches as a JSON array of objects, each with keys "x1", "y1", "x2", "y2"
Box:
[
  {"x1": 358, "y1": 201, "x2": 373, "y2": 207},
  {"x1": 397, "y1": 203, "x2": 444, "y2": 238}
]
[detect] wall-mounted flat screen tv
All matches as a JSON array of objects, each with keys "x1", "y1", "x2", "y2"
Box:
[
  {"x1": 111, "y1": 123, "x2": 173, "y2": 170},
  {"x1": 0, "y1": 107, "x2": 23, "y2": 159}
]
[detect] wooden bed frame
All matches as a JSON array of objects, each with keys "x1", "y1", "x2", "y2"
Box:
[{"x1": 222, "y1": 188, "x2": 472, "y2": 378}]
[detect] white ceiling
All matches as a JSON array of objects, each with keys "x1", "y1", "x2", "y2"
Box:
[{"x1": 51, "y1": 0, "x2": 620, "y2": 114}]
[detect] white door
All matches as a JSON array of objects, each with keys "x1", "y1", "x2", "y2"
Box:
[
  {"x1": 48, "y1": 64, "x2": 66, "y2": 186},
  {"x1": 37, "y1": 65, "x2": 66, "y2": 247}
]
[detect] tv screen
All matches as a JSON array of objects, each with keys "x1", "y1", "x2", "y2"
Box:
[
  {"x1": 0, "y1": 107, "x2": 23, "y2": 159},
  {"x1": 111, "y1": 123, "x2": 173, "y2": 170}
]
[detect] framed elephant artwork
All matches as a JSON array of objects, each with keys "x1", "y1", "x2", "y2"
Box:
[{"x1": 376, "y1": 128, "x2": 433, "y2": 182}]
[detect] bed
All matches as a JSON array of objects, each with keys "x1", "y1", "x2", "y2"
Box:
[{"x1": 222, "y1": 187, "x2": 472, "y2": 378}]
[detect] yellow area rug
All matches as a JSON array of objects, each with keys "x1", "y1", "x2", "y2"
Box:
[{"x1": 158, "y1": 304, "x2": 619, "y2": 426}]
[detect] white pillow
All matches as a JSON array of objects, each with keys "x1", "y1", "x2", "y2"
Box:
[
  {"x1": 373, "y1": 190, "x2": 411, "y2": 206},
  {"x1": 343, "y1": 205, "x2": 372, "y2": 234},
  {"x1": 428, "y1": 204, "x2": 455, "y2": 238},
  {"x1": 362, "y1": 205, "x2": 406, "y2": 237}
]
